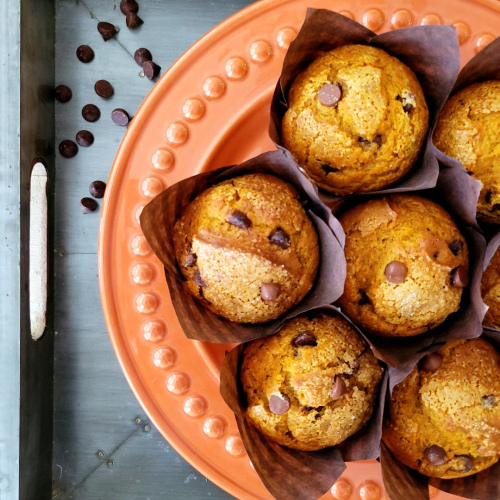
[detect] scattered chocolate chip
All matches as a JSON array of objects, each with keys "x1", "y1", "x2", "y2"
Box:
[
  {"x1": 384, "y1": 261, "x2": 408, "y2": 284},
  {"x1": 75, "y1": 130, "x2": 94, "y2": 147},
  {"x1": 485, "y1": 191, "x2": 492, "y2": 204},
  {"x1": 358, "y1": 136, "x2": 371, "y2": 144},
  {"x1": 94, "y1": 79, "x2": 114, "y2": 98},
  {"x1": 59, "y1": 140, "x2": 78, "y2": 158},
  {"x1": 134, "y1": 47, "x2": 152, "y2": 67},
  {"x1": 419, "y1": 353, "x2": 443, "y2": 372},
  {"x1": 76, "y1": 45, "x2": 94, "y2": 63},
  {"x1": 403, "y1": 103, "x2": 414, "y2": 114},
  {"x1": 373, "y1": 135, "x2": 382, "y2": 147},
  {"x1": 184, "y1": 253, "x2": 197, "y2": 268},
  {"x1": 97, "y1": 22, "x2": 119, "y2": 41},
  {"x1": 269, "y1": 228, "x2": 291, "y2": 249},
  {"x1": 269, "y1": 394, "x2": 290, "y2": 414},
  {"x1": 81, "y1": 197, "x2": 98, "y2": 213},
  {"x1": 55, "y1": 85, "x2": 72, "y2": 103},
  {"x1": 89, "y1": 180, "x2": 106, "y2": 199},
  {"x1": 194, "y1": 270, "x2": 206, "y2": 287},
  {"x1": 321, "y1": 163, "x2": 339, "y2": 174},
  {"x1": 358, "y1": 289, "x2": 370, "y2": 306},
  {"x1": 261, "y1": 283, "x2": 281, "y2": 301},
  {"x1": 451, "y1": 265, "x2": 468, "y2": 288},
  {"x1": 482, "y1": 395, "x2": 497, "y2": 408},
  {"x1": 226, "y1": 210, "x2": 251, "y2": 229},
  {"x1": 453, "y1": 455, "x2": 473, "y2": 473},
  {"x1": 82, "y1": 104, "x2": 101, "y2": 122},
  {"x1": 424, "y1": 445, "x2": 448, "y2": 465},
  {"x1": 120, "y1": 0, "x2": 139, "y2": 14},
  {"x1": 318, "y1": 83, "x2": 342, "y2": 107},
  {"x1": 292, "y1": 332, "x2": 317, "y2": 347},
  {"x1": 126, "y1": 12, "x2": 144, "y2": 28},
  {"x1": 449, "y1": 240, "x2": 464, "y2": 256},
  {"x1": 143, "y1": 60, "x2": 161, "y2": 79},
  {"x1": 111, "y1": 108, "x2": 131, "y2": 126},
  {"x1": 330, "y1": 376, "x2": 347, "y2": 400}
]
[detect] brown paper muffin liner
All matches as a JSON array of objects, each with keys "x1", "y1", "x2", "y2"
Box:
[
  {"x1": 381, "y1": 329, "x2": 500, "y2": 500},
  {"x1": 482, "y1": 232, "x2": 500, "y2": 334},
  {"x1": 269, "y1": 8, "x2": 461, "y2": 197},
  {"x1": 219, "y1": 305, "x2": 389, "y2": 500},
  {"x1": 140, "y1": 149, "x2": 346, "y2": 344}
]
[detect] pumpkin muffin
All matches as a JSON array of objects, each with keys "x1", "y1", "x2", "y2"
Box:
[
  {"x1": 434, "y1": 81, "x2": 500, "y2": 225},
  {"x1": 383, "y1": 339, "x2": 500, "y2": 479},
  {"x1": 338, "y1": 195, "x2": 469, "y2": 337},
  {"x1": 172, "y1": 173, "x2": 319, "y2": 323},
  {"x1": 241, "y1": 312, "x2": 384, "y2": 451},
  {"x1": 482, "y1": 247, "x2": 500, "y2": 329},
  {"x1": 282, "y1": 44, "x2": 429, "y2": 195}
]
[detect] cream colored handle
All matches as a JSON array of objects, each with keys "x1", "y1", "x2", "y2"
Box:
[{"x1": 29, "y1": 162, "x2": 48, "y2": 341}]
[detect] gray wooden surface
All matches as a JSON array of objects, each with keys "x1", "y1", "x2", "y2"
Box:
[{"x1": 52, "y1": 1, "x2": 253, "y2": 499}]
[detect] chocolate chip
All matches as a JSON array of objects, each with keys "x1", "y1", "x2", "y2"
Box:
[
  {"x1": 419, "y1": 353, "x2": 443, "y2": 372},
  {"x1": 384, "y1": 261, "x2": 408, "y2": 284},
  {"x1": 261, "y1": 283, "x2": 281, "y2": 301},
  {"x1": 184, "y1": 253, "x2": 197, "y2": 268},
  {"x1": 134, "y1": 47, "x2": 152, "y2": 67},
  {"x1": 373, "y1": 135, "x2": 382, "y2": 147},
  {"x1": 424, "y1": 445, "x2": 448, "y2": 465},
  {"x1": 97, "y1": 22, "x2": 119, "y2": 41},
  {"x1": 59, "y1": 140, "x2": 78, "y2": 158},
  {"x1": 449, "y1": 240, "x2": 464, "y2": 256},
  {"x1": 292, "y1": 332, "x2": 317, "y2": 347},
  {"x1": 81, "y1": 197, "x2": 98, "y2": 214},
  {"x1": 330, "y1": 376, "x2": 347, "y2": 400},
  {"x1": 403, "y1": 103, "x2": 414, "y2": 114},
  {"x1": 358, "y1": 289, "x2": 370, "y2": 306},
  {"x1": 226, "y1": 210, "x2": 251, "y2": 229},
  {"x1": 55, "y1": 85, "x2": 72, "y2": 103},
  {"x1": 82, "y1": 104, "x2": 101, "y2": 122},
  {"x1": 120, "y1": 0, "x2": 139, "y2": 14},
  {"x1": 89, "y1": 181, "x2": 106, "y2": 199},
  {"x1": 111, "y1": 108, "x2": 131, "y2": 126},
  {"x1": 94, "y1": 79, "x2": 114, "y2": 98},
  {"x1": 451, "y1": 265, "x2": 468, "y2": 288},
  {"x1": 358, "y1": 136, "x2": 371, "y2": 144},
  {"x1": 453, "y1": 455, "x2": 473, "y2": 473},
  {"x1": 269, "y1": 394, "x2": 290, "y2": 414},
  {"x1": 482, "y1": 395, "x2": 497, "y2": 408},
  {"x1": 143, "y1": 60, "x2": 161, "y2": 79},
  {"x1": 318, "y1": 83, "x2": 342, "y2": 107},
  {"x1": 75, "y1": 130, "x2": 94, "y2": 147},
  {"x1": 76, "y1": 45, "x2": 94, "y2": 63},
  {"x1": 194, "y1": 270, "x2": 206, "y2": 287},
  {"x1": 269, "y1": 228, "x2": 291, "y2": 249},
  {"x1": 126, "y1": 12, "x2": 144, "y2": 28},
  {"x1": 321, "y1": 163, "x2": 339, "y2": 174}
]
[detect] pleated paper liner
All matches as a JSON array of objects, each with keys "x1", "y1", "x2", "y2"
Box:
[
  {"x1": 482, "y1": 231, "x2": 500, "y2": 335},
  {"x1": 219, "y1": 305, "x2": 389, "y2": 500},
  {"x1": 140, "y1": 149, "x2": 346, "y2": 344},
  {"x1": 381, "y1": 329, "x2": 500, "y2": 500},
  {"x1": 269, "y1": 8, "x2": 461, "y2": 200}
]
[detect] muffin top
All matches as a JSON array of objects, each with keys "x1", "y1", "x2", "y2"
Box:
[
  {"x1": 434, "y1": 80, "x2": 500, "y2": 225},
  {"x1": 172, "y1": 173, "x2": 319, "y2": 323},
  {"x1": 282, "y1": 44, "x2": 429, "y2": 195},
  {"x1": 338, "y1": 195, "x2": 468, "y2": 337},
  {"x1": 241, "y1": 312, "x2": 383, "y2": 451},
  {"x1": 482, "y1": 247, "x2": 500, "y2": 330},
  {"x1": 383, "y1": 339, "x2": 500, "y2": 479}
]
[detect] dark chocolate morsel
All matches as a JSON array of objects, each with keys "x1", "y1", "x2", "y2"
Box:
[
  {"x1": 126, "y1": 12, "x2": 144, "y2": 28},
  {"x1": 81, "y1": 197, "x2": 98, "y2": 214},
  {"x1": 269, "y1": 394, "x2": 290, "y2": 414},
  {"x1": 358, "y1": 289, "x2": 370, "y2": 306},
  {"x1": 449, "y1": 240, "x2": 464, "y2": 256},
  {"x1": 384, "y1": 261, "x2": 408, "y2": 284},
  {"x1": 59, "y1": 140, "x2": 78, "y2": 158},
  {"x1": 419, "y1": 353, "x2": 443, "y2": 372},
  {"x1": 318, "y1": 83, "x2": 342, "y2": 107},
  {"x1": 76, "y1": 45, "x2": 94, "y2": 63},
  {"x1": 55, "y1": 85, "x2": 72, "y2": 103},
  {"x1": 75, "y1": 130, "x2": 94, "y2": 148},
  {"x1": 120, "y1": 0, "x2": 139, "y2": 14},
  {"x1": 321, "y1": 163, "x2": 339, "y2": 174},
  {"x1": 424, "y1": 445, "x2": 448, "y2": 465},
  {"x1": 134, "y1": 47, "x2": 152, "y2": 67},
  {"x1": 269, "y1": 227, "x2": 291, "y2": 249},
  {"x1": 454, "y1": 455, "x2": 473, "y2": 473},
  {"x1": 89, "y1": 180, "x2": 106, "y2": 199},
  {"x1": 111, "y1": 108, "x2": 131, "y2": 126},
  {"x1": 82, "y1": 104, "x2": 101, "y2": 122},
  {"x1": 373, "y1": 135, "x2": 382, "y2": 147},
  {"x1": 194, "y1": 270, "x2": 206, "y2": 287},
  {"x1": 292, "y1": 332, "x2": 317, "y2": 347},
  {"x1": 403, "y1": 103, "x2": 414, "y2": 114},
  {"x1": 358, "y1": 136, "x2": 370, "y2": 144},
  {"x1": 482, "y1": 395, "x2": 498, "y2": 408},
  {"x1": 330, "y1": 376, "x2": 347, "y2": 400},
  {"x1": 261, "y1": 283, "x2": 281, "y2": 301},
  {"x1": 143, "y1": 60, "x2": 161, "y2": 80},
  {"x1": 451, "y1": 265, "x2": 468, "y2": 288},
  {"x1": 184, "y1": 253, "x2": 197, "y2": 268},
  {"x1": 226, "y1": 210, "x2": 251, "y2": 229},
  {"x1": 94, "y1": 79, "x2": 114, "y2": 98},
  {"x1": 97, "y1": 22, "x2": 119, "y2": 41}
]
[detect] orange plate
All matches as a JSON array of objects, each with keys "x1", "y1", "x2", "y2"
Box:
[{"x1": 98, "y1": 1, "x2": 500, "y2": 498}]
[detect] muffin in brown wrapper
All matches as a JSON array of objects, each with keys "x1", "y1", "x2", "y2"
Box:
[
  {"x1": 270, "y1": 8, "x2": 460, "y2": 197},
  {"x1": 140, "y1": 149, "x2": 346, "y2": 344},
  {"x1": 482, "y1": 232, "x2": 500, "y2": 331}
]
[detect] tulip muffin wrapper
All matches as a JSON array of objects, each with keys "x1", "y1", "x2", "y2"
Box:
[
  {"x1": 381, "y1": 329, "x2": 500, "y2": 500},
  {"x1": 219, "y1": 304, "x2": 389, "y2": 500},
  {"x1": 482, "y1": 232, "x2": 500, "y2": 335},
  {"x1": 140, "y1": 149, "x2": 347, "y2": 344},
  {"x1": 269, "y1": 8, "x2": 461, "y2": 199}
]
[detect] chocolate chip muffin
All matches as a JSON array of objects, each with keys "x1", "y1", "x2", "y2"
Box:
[
  {"x1": 383, "y1": 339, "x2": 500, "y2": 479},
  {"x1": 434, "y1": 81, "x2": 500, "y2": 225},
  {"x1": 282, "y1": 44, "x2": 429, "y2": 195},
  {"x1": 338, "y1": 195, "x2": 469, "y2": 337},
  {"x1": 482, "y1": 247, "x2": 500, "y2": 330},
  {"x1": 241, "y1": 312, "x2": 384, "y2": 451},
  {"x1": 172, "y1": 173, "x2": 319, "y2": 323}
]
